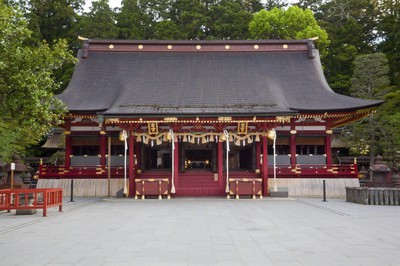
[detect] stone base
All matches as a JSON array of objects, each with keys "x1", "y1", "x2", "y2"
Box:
[
  {"x1": 16, "y1": 209, "x2": 37, "y2": 215},
  {"x1": 269, "y1": 187, "x2": 289, "y2": 197}
]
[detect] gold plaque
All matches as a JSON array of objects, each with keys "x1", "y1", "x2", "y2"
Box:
[
  {"x1": 148, "y1": 122, "x2": 158, "y2": 135},
  {"x1": 237, "y1": 122, "x2": 248, "y2": 135}
]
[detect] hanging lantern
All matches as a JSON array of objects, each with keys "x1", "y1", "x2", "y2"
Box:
[
  {"x1": 201, "y1": 136, "x2": 207, "y2": 144},
  {"x1": 119, "y1": 130, "x2": 127, "y2": 141},
  {"x1": 229, "y1": 134, "x2": 234, "y2": 142},
  {"x1": 136, "y1": 135, "x2": 142, "y2": 142},
  {"x1": 220, "y1": 133, "x2": 226, "y2": 141},
  {"x1": 143, "y1": 137, "x2": 148, "y2": 144},
  {"x1": 183, "y1": 135, "x2": 188, "y2": 142},
  {"x1": 156, "y1": 138, "x2": 162, "y2": 145},
  {"x1": 166, "y1": 132, "x2": 172, "y2": 141},
  {"x1": 234, "y1": 139, "x2": 241, "y2": 146},
  {"x1": 190, "y1": 136, "x2": 195, "y2": 144},
  {"x1": 255, "y1": 134, "x2": 260, "y2": 142}
]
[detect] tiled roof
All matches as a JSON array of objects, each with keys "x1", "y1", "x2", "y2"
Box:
[{"x1": 58, "y1": 40, "x2": 382, "y2": 116}]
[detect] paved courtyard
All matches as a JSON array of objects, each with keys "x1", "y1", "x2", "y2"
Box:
[{"x1": 1, "y1": 197, "x2": 399, "y2": 266}]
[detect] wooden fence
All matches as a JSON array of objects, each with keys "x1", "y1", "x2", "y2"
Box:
[
  {"x1": 346, "y1": 187, "x2": 400, "y2": 205},
  {"x1": 0, "y1": 188, "x2": 63, "y2": 216}
]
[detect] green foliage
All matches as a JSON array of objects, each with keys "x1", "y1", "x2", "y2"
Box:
[
  {"x1": 249, "y1": 6, "x2": 330, "y2": 57},
  {"x1": 78, "y1": 0, "x2": 118, "y2": 39},
  {"x1": 375, "y1": 90, "x2": 400, "y2": 168},
  {"x1": 378, "y1": 0, "x2": 400, "y2": 86},
  {"x1": 0, "y1": 1, "x2": 76, "y2": 161},
  {"x1": 347, "y1": 53, "x2": 396, "y2": 166},
  {"x1": 350, "y1": 53, "x2": 391, "y2": 99}
]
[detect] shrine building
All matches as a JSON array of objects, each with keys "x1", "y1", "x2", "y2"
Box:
[{"x1": 38, "y1": 39, "x2": 382, "y2": 198}]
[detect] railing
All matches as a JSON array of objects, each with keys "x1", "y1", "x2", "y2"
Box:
[
  {"x1": 39, "y1": 163, "x2": 357, "y2": 179},
  {"x1": 40, "y1": 165, "x2": 125, "y2": 179},
  {"x1": 269, "y1": 163, "x2": 357, "y2": 178},
  {"x1": 0, "y1": 188, "x2": 63, "y2": 217}
]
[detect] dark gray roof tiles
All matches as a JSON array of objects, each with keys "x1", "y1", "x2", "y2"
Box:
[{"x1": 58, "y1": 42, "x2": 382, "y2": 116}]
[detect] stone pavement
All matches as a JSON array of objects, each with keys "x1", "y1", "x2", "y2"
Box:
[{"x1": 0, "y1": 197, "x2": 399, "y2": 266}]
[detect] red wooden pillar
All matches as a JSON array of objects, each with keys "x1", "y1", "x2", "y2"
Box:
[
  {"x1": 290, "y1": 119, "x2": 297, "y2": 167},
  {"x1": 217, "y1": 141, "x2": 224, "y2": 195},
  {"x1": 128, "y1": 133, "x2": 135, "y2": 197},
  {"x1": 65, "y1": 119, "x2": 71, "y2": 168},
  {"x1": 100, "y1": 132, "x2": 107, "y2": 166},
  {"x1": 290, "y1": 133, "x2": 297, "y2": 167},
  {"x1": 262, "y1": 136, "x2": 268, "y2": 196},
  {"x1": 173, "y1": 140, "x2": 179, "y2": 194},
  {"x1": 325, "y1": 132, "x2": 332, "y2": 165}
]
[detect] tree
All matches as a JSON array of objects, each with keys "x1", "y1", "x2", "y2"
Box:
[
  {"x1": 208, "y1": 0, "x2": 254, "y2": 39},
  {"x1": 249, "y1": 6, "x2": 330, "y2": 57},
  {"x1": 78, "y1": 0, "x2": 118, "y2": 39},
  {"x1": 117, "y1": 0, "x2": 157, "y2": 39},
  {"x1": 0, "y1": 1, "x2": 76, "y2": 161},
  {"x1": 295, "y1": 0, "x2": 379, "y2": 95},
  {"x1": 348, "y1": 53, "x2": 393, "y2": 168},
  {"x1": 378, "y1": 0, "x2": 400, "y2": 86}
]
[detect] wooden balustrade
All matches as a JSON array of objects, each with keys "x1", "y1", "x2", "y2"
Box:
[
  {"x1": 40, "y1": 164, "x2": 357, "y2": 179},
  {"x1": 0, "y1": 188, "x2": 63, "y2": 216}
]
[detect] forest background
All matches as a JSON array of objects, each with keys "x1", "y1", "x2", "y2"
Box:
[{"x1": 0, "y1": 0, "x2": 399, "y2": 170}]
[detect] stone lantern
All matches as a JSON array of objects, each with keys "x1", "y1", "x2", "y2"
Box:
[{"x1": 369, "y1": 155, "x2": 392, "y2": 187}]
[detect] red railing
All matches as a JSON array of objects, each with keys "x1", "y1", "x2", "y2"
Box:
[
  {"x1": 268, "y1": 163, "x2": 357, "y2": 178},
  {"x1": 39, "y1": 163, "x2": 358, "y2": 179},
  {"x1": 0, "y1": 188, "x2": 63, "y2": 217},
  {"x1": 40, "y1": 165, "x2": 125, "y2": 179}
]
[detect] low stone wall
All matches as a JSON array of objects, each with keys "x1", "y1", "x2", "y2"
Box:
[
  {"x1": 37, "y1": 179, "x2": 124, "y2": 197},
  {"x1": 269, "y1": 178, "x2": 359, "y2": 198},
  {"x1": 346, "y1": 187, "x2": 400, "y2": 205}
]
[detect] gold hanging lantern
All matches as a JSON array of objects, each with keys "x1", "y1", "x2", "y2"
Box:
[
  {"x1": 201, "y1": 136, "x2": 207, "y2": 144},
  {"x1": 247, "y1": 136, "x2": 253, "y2": 144},
  {"x1": 255, "y1": 134, "x2": 260, "y2": 142},
  {"x1": 119, "y1": 130, "x2": 127, "y2": 141},
  {"x1": 136, "y1": 135, "x2": 142, "y2": 142},
  {"x1": 143, "y1": 137, "x2": 149, "y2": 144},
  {"x1": 220, "y1": 133, "x2": 226, "y2": 141},
  {"x1": 183, "y1": 135, "x2": 188, "y2": 142},
  {"x1": 228, "y1": 134, "x2": 234, "y2": 142},
  {"x1": 190, "y1": 136, "x2": 196, "y2": 143},
  {"x1": 156, "y1": 138, "x2": 162, "y2": 145},
  {"x1": 166, "y1": 132, "x2": 172, "y2": 141}
]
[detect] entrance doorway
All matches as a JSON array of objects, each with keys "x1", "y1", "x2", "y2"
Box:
[{"x1": 182, "y1": 143, "x2": 215, "y2": 171}]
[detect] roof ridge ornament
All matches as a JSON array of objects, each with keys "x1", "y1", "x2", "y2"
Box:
[{"x1": 307, "y1": 37, "x2": 318, "y2": 59}]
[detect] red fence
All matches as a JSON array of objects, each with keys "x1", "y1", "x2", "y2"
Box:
[
  {"x1": 39, "y1": 164, "x2": 358, "y2": 179},
  {"x1": 0, "y1": 188, "x2": 63, "y2": 217}
]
